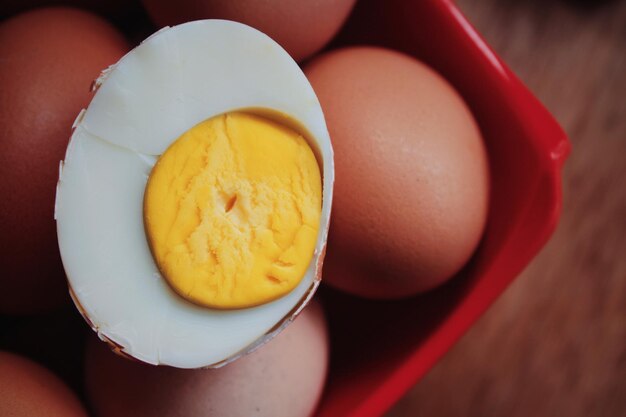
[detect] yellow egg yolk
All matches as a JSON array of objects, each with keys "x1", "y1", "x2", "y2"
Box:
[{"x1": 143, "y1": 112, "x2": 322, "y2": 309}]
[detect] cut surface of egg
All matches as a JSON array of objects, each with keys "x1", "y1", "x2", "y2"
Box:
[{"x1": 55, "y1": 20, "x2": 333, "y2": 369}]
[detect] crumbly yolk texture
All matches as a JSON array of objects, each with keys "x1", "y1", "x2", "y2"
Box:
[{"x1": 143, "y1": 112, "x2": 322, "y2": 309}]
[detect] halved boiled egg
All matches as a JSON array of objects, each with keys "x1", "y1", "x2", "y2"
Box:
[{"x1": 55, "y1": 20, "x2": 333, "y2": 369}]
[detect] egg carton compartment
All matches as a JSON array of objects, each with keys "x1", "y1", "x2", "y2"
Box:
[{"x1": 314, "y1": 0, "x2": 569, "y2": 416}]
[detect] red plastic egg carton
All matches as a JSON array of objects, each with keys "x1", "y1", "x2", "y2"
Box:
[{"x1": 314, "y1": 0, "x2": 570, "y2": 416}]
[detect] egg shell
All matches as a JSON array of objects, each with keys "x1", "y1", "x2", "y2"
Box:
[
  {"x1": 304, "y1": 46, "x2": 489, "y2": 298},
  {"x1": 85, "y1": 301, "x2": 329, "y2": 417},
  {"x1": 0, "y1": 351, "x2": 88, "y2": 417},
  {"x1": 0, "y1": 7, "x2": 128, "y2": 314},
  {"x1": 140, "y1": 0, "x2": 357, "y2": 62}
]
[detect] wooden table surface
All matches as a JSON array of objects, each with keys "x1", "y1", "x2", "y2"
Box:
[{"x1": 386, "y1": 0, "x2": 626, "y2": 415}]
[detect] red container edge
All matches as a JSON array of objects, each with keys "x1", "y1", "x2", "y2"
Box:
[{"x1": 314, "y1": 0, "x2": 571, "y2": 416}]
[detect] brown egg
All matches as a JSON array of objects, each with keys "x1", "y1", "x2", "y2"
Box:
[
  {"x1": 0, "y1": 307, "x2": 87, "y2": 390},
  {"x1": 0, "y1": 351, "x2": 88, "y2": 417},
  {"x1": 85, "y1": 301, "x2": 329, "y2": 417},
  {"x1": 140, "y1": 0, "x2": 357, "y2": 62},
  {"x1": 0, "y1": 8, "x2": 128, "y2": 314},
  {"x1": 304, "y1": 47, "x2": 489, "y2": 298},
  {"x1": 0, "y1": 1, "x2": 139, "y2": 21}
]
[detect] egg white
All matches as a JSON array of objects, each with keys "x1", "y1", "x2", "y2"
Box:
[{"x1": 55, "y1": 20, "x2": 333, "y2": 369}]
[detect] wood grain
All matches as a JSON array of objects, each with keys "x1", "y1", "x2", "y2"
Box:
[{"x1": 386, "y1": 0, "x2": 626, "y2": 415}]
